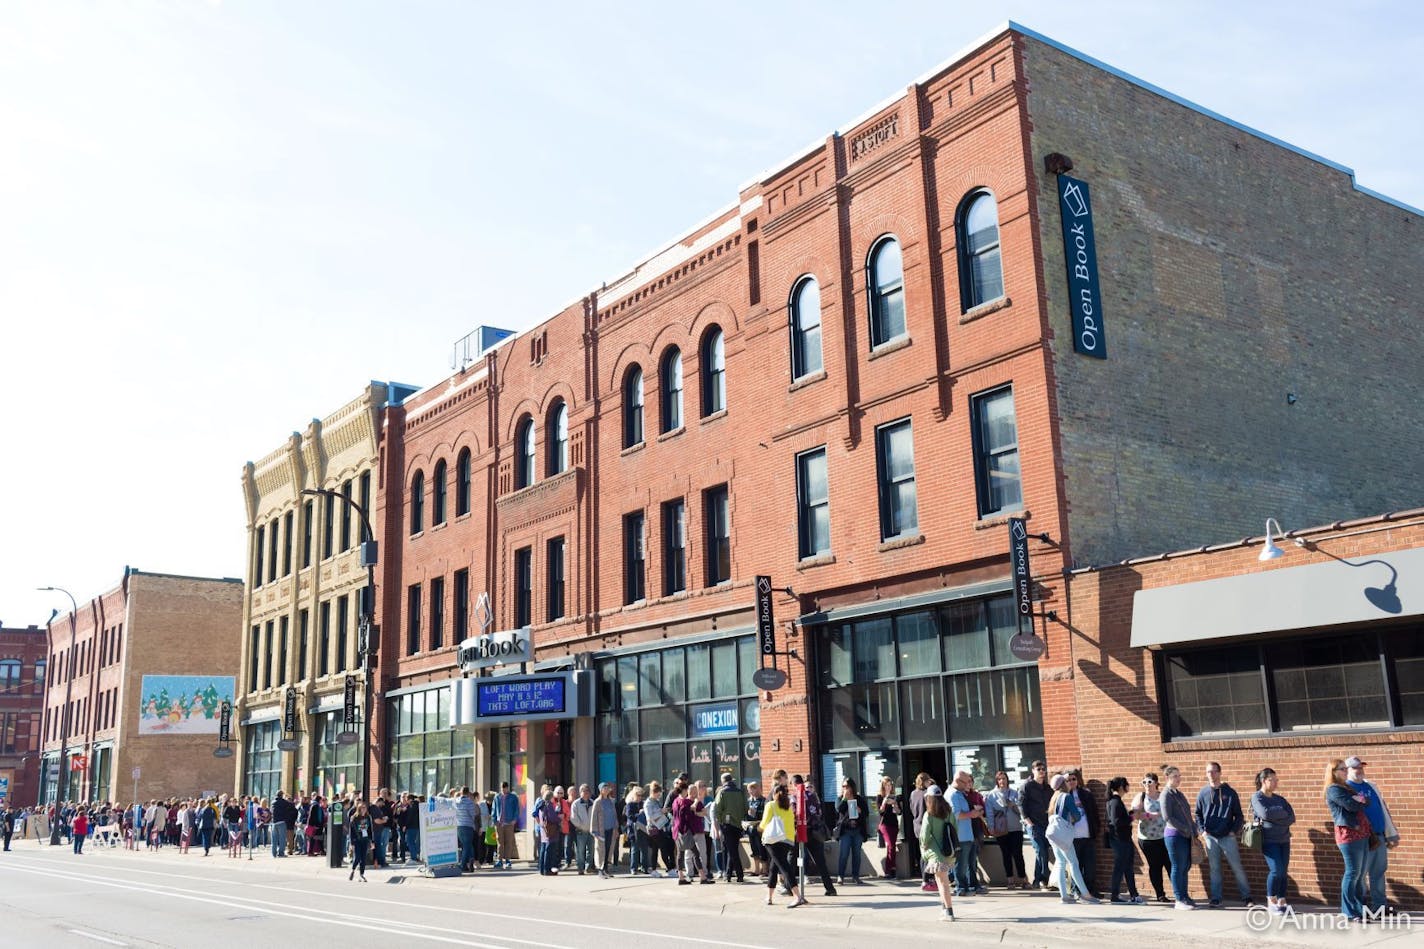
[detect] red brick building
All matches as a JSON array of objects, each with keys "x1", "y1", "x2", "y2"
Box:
[
  {"x1": 0, "y1": 625, "x2": 47, "y2": 806},
  {"x1": 359, "y1": 22, "x2": 1422, "y2": 896}
]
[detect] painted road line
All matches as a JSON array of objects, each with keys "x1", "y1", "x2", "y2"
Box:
[{"x1": 67, "y1": 931, "x2": 127, "y2": 946}]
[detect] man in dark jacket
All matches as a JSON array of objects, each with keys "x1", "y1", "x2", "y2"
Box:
[
  {"x1": 713, "y1": 772, "x2": 747, "y2": 882},
  {"x1": 1195, "y1": 762, "x2": 1252, "y2": 907},
  {"x1": 1071, "y1": 768, "x2": 1102, "y2": 898},
  {"x1": 270, "y1": 791, "x2": 298, "y2": 857},
  {"x1": 1019, "y1": 761, "x2": 1054, "y2": 889}
]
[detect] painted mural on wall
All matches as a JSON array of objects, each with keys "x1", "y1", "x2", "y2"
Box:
[{"x1": 137, "y1": 675, "x2": 236, "y2": 735}]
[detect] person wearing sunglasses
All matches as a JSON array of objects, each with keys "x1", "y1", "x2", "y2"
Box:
[
  {"x1": 1131, "y1": 772, "x2": 1170, "y2": 902},
  {"x1": 1344, "y1": 756, "x2": 1400, "y2": 916},
  {"x1": 1325, "y1": 758, "x2": 1371, "y2": 922}
]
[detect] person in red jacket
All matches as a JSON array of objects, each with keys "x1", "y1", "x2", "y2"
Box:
[{"x1": 72, "y1": 809, "x2": 89, "y2": 855}]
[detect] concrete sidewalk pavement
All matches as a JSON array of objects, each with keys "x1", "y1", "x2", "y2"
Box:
[{"x1": 24, "y1": 837, "x2": 1419, "y2": 948}]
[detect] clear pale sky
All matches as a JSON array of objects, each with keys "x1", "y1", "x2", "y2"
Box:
[{"x1": 3, "y1": 1, "x2": 1420, "y2": 627}]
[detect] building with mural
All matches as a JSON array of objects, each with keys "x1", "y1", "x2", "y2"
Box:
[{"x1": 39, "y1": 570, "x2": 243, "y2": 803}]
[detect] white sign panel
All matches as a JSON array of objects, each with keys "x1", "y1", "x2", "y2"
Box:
[
  {"x1": 419, "y1": 795, "x2": 460, "y2": 870},
  {"x1": 457, "y1": 629, "x2": 531, "y2": 671}
]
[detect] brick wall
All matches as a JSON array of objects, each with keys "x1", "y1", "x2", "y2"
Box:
[
  {"x1": 1022, "y1": 35, "x2": 1424, "y2": 568},
  {"x1": 1045, "y1": 515, "x2": 1424, "y2": 907}
]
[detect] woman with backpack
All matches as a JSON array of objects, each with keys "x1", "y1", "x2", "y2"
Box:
[{"x1": 918, "y1": 786, "x2": 955, "y2": 921}]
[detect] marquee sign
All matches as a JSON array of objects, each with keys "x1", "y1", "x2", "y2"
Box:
[{"x1": 458, "y1": 629, "x2": 531, "y2": 671}]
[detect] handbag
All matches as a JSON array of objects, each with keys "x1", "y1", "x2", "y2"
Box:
[
  {"x1": 762, "y1": 813, "x2": 789, "y2": 845},
  {"x1": 1046, "y1": 814, "x2": 1074, "y2": 849},
  {"x1": 1241, "y1": 822, "x2": 1263, "y2": 851}
]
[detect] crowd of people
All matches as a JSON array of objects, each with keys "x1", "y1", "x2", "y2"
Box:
[{"x1": 6, "y1": 753, "x2": 1400, "y2": 925}]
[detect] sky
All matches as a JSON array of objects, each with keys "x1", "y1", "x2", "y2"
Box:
[{"x1": 2, "y1": 0, "x2": 1420, "y2": 628}]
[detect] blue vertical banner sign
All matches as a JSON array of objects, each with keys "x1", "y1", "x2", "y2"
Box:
[{"x1": 1057, "y1": 174, "x2": 1107, "y2": 359}]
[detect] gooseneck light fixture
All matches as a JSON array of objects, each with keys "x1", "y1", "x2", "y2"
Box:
[{"x1": 1258, "y1": 518, "x2": 1286, "y2": 561}]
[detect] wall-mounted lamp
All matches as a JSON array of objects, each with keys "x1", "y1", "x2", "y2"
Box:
[{"x1": 1258, "y1": 518, "x2": 1287, "y2": 561}]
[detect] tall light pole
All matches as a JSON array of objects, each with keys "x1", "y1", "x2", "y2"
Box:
[
  {"x1": 300, "y1": 488, "x2": 377, "y2": 802},
  {"x1": 39, "y1": 585, "x2": 79, "y2": 844}
]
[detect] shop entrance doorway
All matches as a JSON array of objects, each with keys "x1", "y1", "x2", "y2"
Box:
[{"x1": 903, "y1": 747, "x2": 949, "y2": 791}]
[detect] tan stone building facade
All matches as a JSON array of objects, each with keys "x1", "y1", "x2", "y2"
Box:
[
  {"x1": 40, "y1": 570, "x2": 243, "y2": 803},
  {"x1": 235, "y1": 382, "x2": 415, "y2": 801}
]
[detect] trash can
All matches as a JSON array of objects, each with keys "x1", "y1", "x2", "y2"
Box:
[{"x1": 327, "y1": 802, "x2": 346, "y2": 868}]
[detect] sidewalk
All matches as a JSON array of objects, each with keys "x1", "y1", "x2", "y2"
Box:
[{"x1": 25, "y1": 838, "x2": 1419, "y2": 948}]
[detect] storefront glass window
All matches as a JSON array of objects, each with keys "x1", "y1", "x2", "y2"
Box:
[
  {"x1": 314, "y1": 709, "x2": 362, "y2": 798},
  {"x1": 386, "y1": 686, "x2": 473, "y2": 796},
  {"x1": 244, "y1": 720, "x2": 281, "y2": 801}
]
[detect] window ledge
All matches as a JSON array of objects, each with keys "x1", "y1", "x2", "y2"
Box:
[
  {"x1": 409, "y1": 530, "x2": 424, "y2": 540},
  {"x1": 789, "y1": 370, "x2": 827, "y2": 393},
  {"x1": 868, "y1": 335, "x2": 912, "y2": 360},
  {"x1": 974, "y1": 509, "x2": 1028, "y2": 531},
  {"x1": 455, "y1": 511, "x2": 473, "y2": 522},
  {"x1": 620, "y1": 441, "x2": 646, "y2": 458},
  {"x1": 430, "y1": 520, "x2": 448, "y2": 533},
  {"x1": 657, "y1": 425, "x2": 685, "y2": 443},
  {"x1": 796, "y1": 553, "x2": 836, "y2": 571},
  {"x1": 700, "y1": 409, "x2": 728, "y2": 426},
  {"x1": 877, "y1": 533, "x2": 925, "y2": 553},
  {"x1": 959, "y1": 296, "x2": 1012, "y2": 325}
]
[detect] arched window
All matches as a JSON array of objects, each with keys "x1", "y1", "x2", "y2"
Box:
[
  {"x1": 789, "y1": 276, "x2": 823, "y2": 379},
  {"x1": 514, "y1": 416, "x2": 536, "y2": 489},
  {"x1": 867, "y1": 236, "x2": 906, "y2": 347},
  {"x1": 958, "y1": 190, "x2": 1004, "y2": 310},
  {"x1": 660, "y1": 348, "x2": 683, "y2": 434},
  {"x1": 432, "y1": 459, "x2": 447, "y2": 525},
  {"x1": 455, "y1": 448, "x2": 472, "y2": 517},
  {"x1": 547, "y1": 400, "x2": 569, "y2": 475},
  {"x1": 409, "y1": 470, "x2": 425, "y2": 535},
  {"x1": 700, "y1": 327, "x2": 725, "y2": 416},
  {"x1": 623, "y1": 366, "x2": 644, "y2": 448}
]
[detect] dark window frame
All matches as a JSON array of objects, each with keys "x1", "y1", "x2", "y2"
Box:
[
  {"x1": 796, "y1": 446, "x2": 831, "y2": 559},
  {"x1": 662, "y1": 498, "x2": 686, "y2": 596},
  {"x1": 546, "y1": 537, "x2": 565, "y2": 622},
  {"x1": 660, "y1": 347, "x2": 683, "y2": 434},
  {"x1": 623, "y1": 367, "x2": 644, "y2": 449},
  {"x1": 789, "y1": 276, "x2": 823, "y2": 380},
  {"x1": 547, "y1": 401, "x2": 569, "y2": 476},
  {"x1": 700, "y1": 327, "x2": 725, "y2": 416},
  {"x1": 867, "y1": 235, "x2": 906, "y2": 348},
  {"x1": 623, "y1": 511, "x2": 646, "y2": 605},
  {"x1": 957, "y1": 189, "x2": 1004, "y2": 311},
  {"x1": 874, "y1": 418, "x2": 918, "y2": 541},
  {"x1": 514, "y1": 416, "x2": 536, "y2": 490},
  {"x1": 410, "y1": 471, "x2": 425, "y2": 535},
  {"x1": 704, "y1": 484, "x2": 731, "y2": 587},
  {"x1": 456, "y1": 448, "x2": 472, "y2": 517},
  {"x1": 514, "y1": 547, "x2": 533, "y2": 628},
  {"x1": 970, "y1": 385, "x2": 1023, "y2": 518},
  {"x1": 432, "y1": 460, "x2": 448, "y2": 525}
]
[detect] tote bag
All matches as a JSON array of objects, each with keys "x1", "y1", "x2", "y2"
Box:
[
  {"x1": 1046, "y1": 814, "x2": 1075, "y2": 849},
  {"x1": 763, "y1": 813, "x2": 789, "y2": 845}
]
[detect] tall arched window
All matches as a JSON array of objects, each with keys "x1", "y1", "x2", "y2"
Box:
[
  {"x1": 958, "y1": 190, "x2": 1004, "y2": 310},
  {"x1": 623, "y1": 366, "x2": 644, "y2": 448},
  {"x1": 455, "y1": 448, "x2": 472, "y2": 517},
  {"x1": 660, "y1": 348, "x2": 683, "y2": 434},
  {"x1": 700, "y1": 327, "x2": 725, "y2": 416},
  {"x1": 409, "y1": 470, "x2": 425, "y2": 535},
  {"x1": 789, "y1": 276, "x2": 823, "y2": 379},
  {"x1": 432, "y1": 459, "x2": 448, "y2": 525},
  {"x1": 867, "y1": 236, "x2": 906, "y2": 347},
  {"x1": 547, "y1": 400, "x2": 569, "y2": 475},
  {"x1": 514, "y1": 416, "x2": 536, "y2": 489}
]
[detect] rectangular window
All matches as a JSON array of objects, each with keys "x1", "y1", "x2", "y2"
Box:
[
  {"x1": 704, "y1": 484, "x2": 730, "y2": 586},
  {"x1": 514, "y1": 547, "x2": 532, "y2": 628},
  {"x1": 254, "y1": 525, "x2": 265, "y2": 589},
  {"x1": 1162, "y1": 646, "x2": 1268, "y2": 738},
  {"x1": 302, "y1": 500, "x2": 314, "y2": 568},
  {"x1": 407, "y1": 584, "x2": 423, "y2": 656},
  {"x1": 1268, "y1": 636, "x2": 1389, "y2": 732},
  {"x1": 263, "y1": 621, "x2": 275, "y2": 689},
  {"x1": 298, "y1": 609, "x2": 309, "y2": 682},
  {"x1": 319, "y1": 601, "x2": 332, "y2": 677},
  {"x1": 282, "y1": 511, "x2": 294, "y2": 576},
  {"x1": 546, "y1": 538, "x2": 565, "y2": 621},
  {"x1": 875, "y1": 419, "x2": 917, "y2": 540},
  {"x1": 359, "y1": 471, "x2": 371, "y2": 542},
  {"x1": 322, "y1": 494, "x2": 335, "y2": 559},
  {"x1": 430, "y1": 575, "x2": 445, "y2": 650},
  {"x1": 277, "y1": 615, "x2": 289, "y2": 686},
  {"x1": 972, "y1": 386, "x2": 1023, "y2": 517},
  {"x1": 340, "y1": 479, "x2": 354, "y2": 552},
  {"x1": 623, "y1": 512, "x2": 646, "y2": 604},
  {"x1": 796, "y1": 447, "x2": 830, "y2": 558},
  {"x1": 336, "y1": 596, "x2": 349, "y2": 673},
  {"x1": 453, "y1": 568, "x2": 469, "y2": 641},
  {"x1": 268, "y1": 521, "x2": 279, "y2": 583},
  {"x1": 661, "y1": 499, "x2": 686, "y2": 596},
  {"x1": 248, "y1": 624, "x2": 261, "y2": 693}
]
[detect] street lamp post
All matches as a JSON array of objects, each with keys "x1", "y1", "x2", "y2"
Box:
[
  {"x1": 300, "y1": 488, "x2": 378, "y2": 802},
  {"x1": 38, "y1": 585, "x2": 79, "y2": 845}
]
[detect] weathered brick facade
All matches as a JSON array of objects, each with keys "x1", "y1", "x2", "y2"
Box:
[
  {"x1": 41, "y1": 571, "x2": 243, "y2": 803},
  {"x1": 0, "y1": 625, "x2": 47, "y2": 805},
  {"x1": 356, "y1": 24, "x2": 1422, "y2": 895}
]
